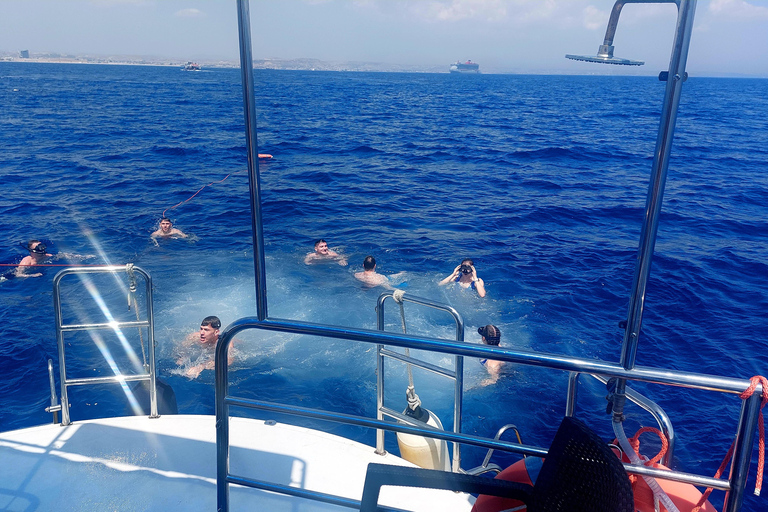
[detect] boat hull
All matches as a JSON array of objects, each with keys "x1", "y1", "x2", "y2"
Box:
[{"x1": 0, "y1": 414, "x2": 474, "y2": 511}]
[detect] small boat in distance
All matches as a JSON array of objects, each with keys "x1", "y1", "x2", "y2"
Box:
[
  {"x1": 449, "y1": 60, "x2": 480, "y2": 74},
  {"x1": 183, "y1": 61, "x2": 201, "y2": 71}
]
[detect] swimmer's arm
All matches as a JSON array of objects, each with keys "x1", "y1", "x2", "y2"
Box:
[
  {"x1": 15, "y1": 268, "x2": 42, "y2": 278},
  {"x1": 387, "y1": 271, "x2": 406, "y2": 285},
  {"x1": 439, "y1": 266, "x2": 461, "y2": 286},
  {"x1": 379, "y1": 275, "x2": 395, "y2": 290},
  {"x1": 175, "y1": 334, "x2": 196, "y2": 365},
  {"x1": 172, "y1": 228, "x2": 188, "y2": 238},
  {"x1": 474, "y1": 278, "x2": 486, "y2": 298}
]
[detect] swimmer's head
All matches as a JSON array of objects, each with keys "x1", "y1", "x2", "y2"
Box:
[
  {"x1": 314, "y1": 239, "x2": 329, "y2": 255},
  {"x1": 461, "y1": 258, "x2": 474, "y2": 268},
  {"x1": 201, "y1": 316, "x2": 221, "y2": 329},
  {"x1": 28, "y1": 240, "x2": 46, "y2": 254},
  {"x1": 363, "y1": 255, "x2": 376, "y2": 271},
  {"x1": 478, "y1": 325, "x2": 500, "y2": 346},
  {"x1": 159, "y1": 218, "x2": 173, "y2": 233},
  {"x1": 200, "y1": 316, "x2": 221, "y2": 344}
]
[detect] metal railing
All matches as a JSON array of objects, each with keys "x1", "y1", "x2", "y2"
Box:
[
  {"x1": 214, "y1": 317, "x2": 760, "y2": 511},
  {"x1": 566, "y1": 372, "x2": 676, "y2": 466},
  {"x1": 375, "y1": 291, "x2": 465, "y2": 472},
  {"x1": 52, "y1": 265, "x2": 158, "y2": 426}
]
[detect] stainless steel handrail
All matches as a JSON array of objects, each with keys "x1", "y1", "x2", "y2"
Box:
[
  {"x1": 53, "y1": 265, "x2": 157, "y2": 425},
  {"x1": 566, "y1": 372, "x2": 676, "y2": 466},
  {"x1": 375, "y1": 291, "x2": 465, "y2": 472},
  {"x1": 215, "y1": 317, "x2": 758, "y2": 510}
]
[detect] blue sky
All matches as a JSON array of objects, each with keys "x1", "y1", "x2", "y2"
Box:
[{"x1": 1, "y1": 0, "x2": 767, "y2": 76}]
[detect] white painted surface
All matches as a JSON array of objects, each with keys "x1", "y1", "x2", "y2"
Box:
[{"x1": 0, "y1": 414, "x2": 475, "y2": 511}]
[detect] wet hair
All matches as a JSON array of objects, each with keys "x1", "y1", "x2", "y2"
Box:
[
  {"x1": 201, "y1": 316, "x2": 221, "y2": 329},
  {"x1": 363, "y1": 255, "x2": 376, "y2": 271},
  {"x1": 478, "y1": 325, "x2": 501, "y2": 345},
  {"x1": 27, "y1": 239, "x2": 41, "y2": 250},
  {"x1": 160, "y1": 217, "x2": 172, "y2": 224},
  {"x1": 461, "y1": 258, "x2": 474, "y2": 267},
  {"x1": 314, "y1": 239, "x2": 327, "y2": 248}
]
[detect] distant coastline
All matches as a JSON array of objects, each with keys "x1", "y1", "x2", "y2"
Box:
[
  {"x1": 0, "y1": 52, "x2": 444, "y2": 73},
  {"x1": 2, "y1": 52, "x2": 765, "y2": 78}
]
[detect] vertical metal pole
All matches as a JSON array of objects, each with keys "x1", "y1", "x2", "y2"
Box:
[
  {"x1": 237, "y1": 0, "x2": 268, "y2": 321},
  {"x1": 723, "y1": 392, "x2": 761, "y2": 512},
  {"x1": 53, "y1": 275, "x2": 71, "y2": 426},
  {"x1": 144, "y1": 271, "x2": 158, "y2": 418},
  {"x1": 566, "y1": 372, "x2": 580, "y2": 417},
  {"x1": 617, "y1": 0, "x2": 697, "y2": 393},
  {"x1": 452, "y1": 320, "x2": 464, "y2": 472},
  {"x1": 375, "y1": 299, "x2": 386, "y2": 454},
  {"x1": 215, "y1": 329, "x2": 232, "y2": 512}
]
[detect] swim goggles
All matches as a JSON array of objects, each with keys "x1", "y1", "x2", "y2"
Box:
[{"x1": 29, "y1": 243, "x2": 47, "y2": 254}]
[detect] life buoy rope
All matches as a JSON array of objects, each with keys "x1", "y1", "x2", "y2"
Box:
[
  {"x1": 160, "y1": 157, "x2": 272, "y2": 218},
  {"x1": 0, "y1": 263, "x2": 111, "y2": 267},
  {"x1": 162, "y1": 169, "x2": 244, "y2": 218},
  {"x1": 693, "y1": 375, "x2": 767, "y2": 511},
  {"x1": 627, "y1": 426, "x2": 668, "y2": 467}
]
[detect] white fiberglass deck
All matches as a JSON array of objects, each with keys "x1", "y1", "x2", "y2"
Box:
[{"x1": 0, "y1": 414, "x2": 475, "y2": 511}]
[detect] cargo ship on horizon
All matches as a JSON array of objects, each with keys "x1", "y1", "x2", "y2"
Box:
[{"x1": 449, "y1": 60, "x2": 479, "y2": 73}]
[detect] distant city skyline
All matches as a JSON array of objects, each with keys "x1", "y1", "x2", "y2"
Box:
[{"x1": 1, "y1": 0, "x2": 767, "y2": 77}]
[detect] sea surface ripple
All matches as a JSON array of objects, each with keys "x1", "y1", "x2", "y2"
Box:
[{"x1": 1, "y1": 63, "x2": 766, "y2": 509}]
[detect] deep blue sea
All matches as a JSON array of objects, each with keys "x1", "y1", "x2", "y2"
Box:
[{"x1": 1, "y1": 63, "x2": 767, "y2": 509}]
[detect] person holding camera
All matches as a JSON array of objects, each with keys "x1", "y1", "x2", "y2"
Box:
[{"x1": 439, "y1": 258, "x2": 486, "y2": 297}]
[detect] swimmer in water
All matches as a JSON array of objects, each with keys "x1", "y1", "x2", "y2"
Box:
[
  {"x1": 176, "y1": 316, "x2": 234, "y2": 378},
  {"x1": 439, "y1": 258, "x2": 486, "y2": 297},
  {"x1": 151, "y1": 217, "x2": 187, "y2": 239},
  {"x1": 478, "y1": 324, "x2": 502, "y2": 386},
  {"x1": 354, "y1": 255, "x2": 405, "y2": 289},
  {"x1": 15, "y1": 240, "x2": 52, "y2": 278},
  {"x1": 304, "y1": 239, "x2": 348, "y2": 266}
]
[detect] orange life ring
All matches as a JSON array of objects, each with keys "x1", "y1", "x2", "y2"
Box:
[
  {"x1": 471, "y1": 457, "x2": 718, "y2": 512},
  {"x1": 471, "y1": 457, "x2": 536, "y2": 512}
]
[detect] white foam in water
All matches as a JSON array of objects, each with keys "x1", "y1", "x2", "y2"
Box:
[{"x1": 146, "y1": 245, "x2": 532, "y2": 424}]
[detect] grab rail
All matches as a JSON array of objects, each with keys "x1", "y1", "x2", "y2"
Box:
[
  {"x1": 215, "y1": 317, "x2": 760, "y2": 511},
  {"x1": 566, "y1": 372, "x2": 676, "y2": 466},
  {"x1": 53, "y1": 265, "x2": 157, "y2": 425},
  {"x1": 375, "y1": 291, "x2": 465, "y2": 472}
]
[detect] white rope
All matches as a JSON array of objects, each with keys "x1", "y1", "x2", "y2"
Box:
[{"x1": 393, "y1": 290, "x2": 421, "y2": 412}]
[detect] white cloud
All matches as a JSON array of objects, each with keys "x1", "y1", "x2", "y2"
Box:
[
  {"x1": 175, "y1": 8, "x2": 205, "y2": 18},
  {"x1": 402, "y1": 0, "x2": 565, "y2": 24},
  {"x1": 709, "y1": 0, "x2": 768, "y2": 19},
  {"x1": 582, "y1": 5, "x2": 607, "y2": 30}
]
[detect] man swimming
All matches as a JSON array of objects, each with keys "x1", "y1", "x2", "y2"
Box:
[
  {"x1": 478, "y1": 324, "x2": 502, "y2": 386},
  {"x1": 151, "y1": 218, "x2": 187, "y2": 239},
  {"x1": 15, "y1": 240, "x2": 52, "y2": 278},
  {"x1": 177, "y1": 316, "x2": 233, "y2": 378},
  {"x1": 304, "y1": 239, "x2": 347, "y2": 265},
  {"x1": 354, "y1": 255, "x2": 405, "y2": 289}
]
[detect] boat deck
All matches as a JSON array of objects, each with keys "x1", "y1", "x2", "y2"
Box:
[{"x1": 0, "y1": 414, "x2": 475, "y2": 511}]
